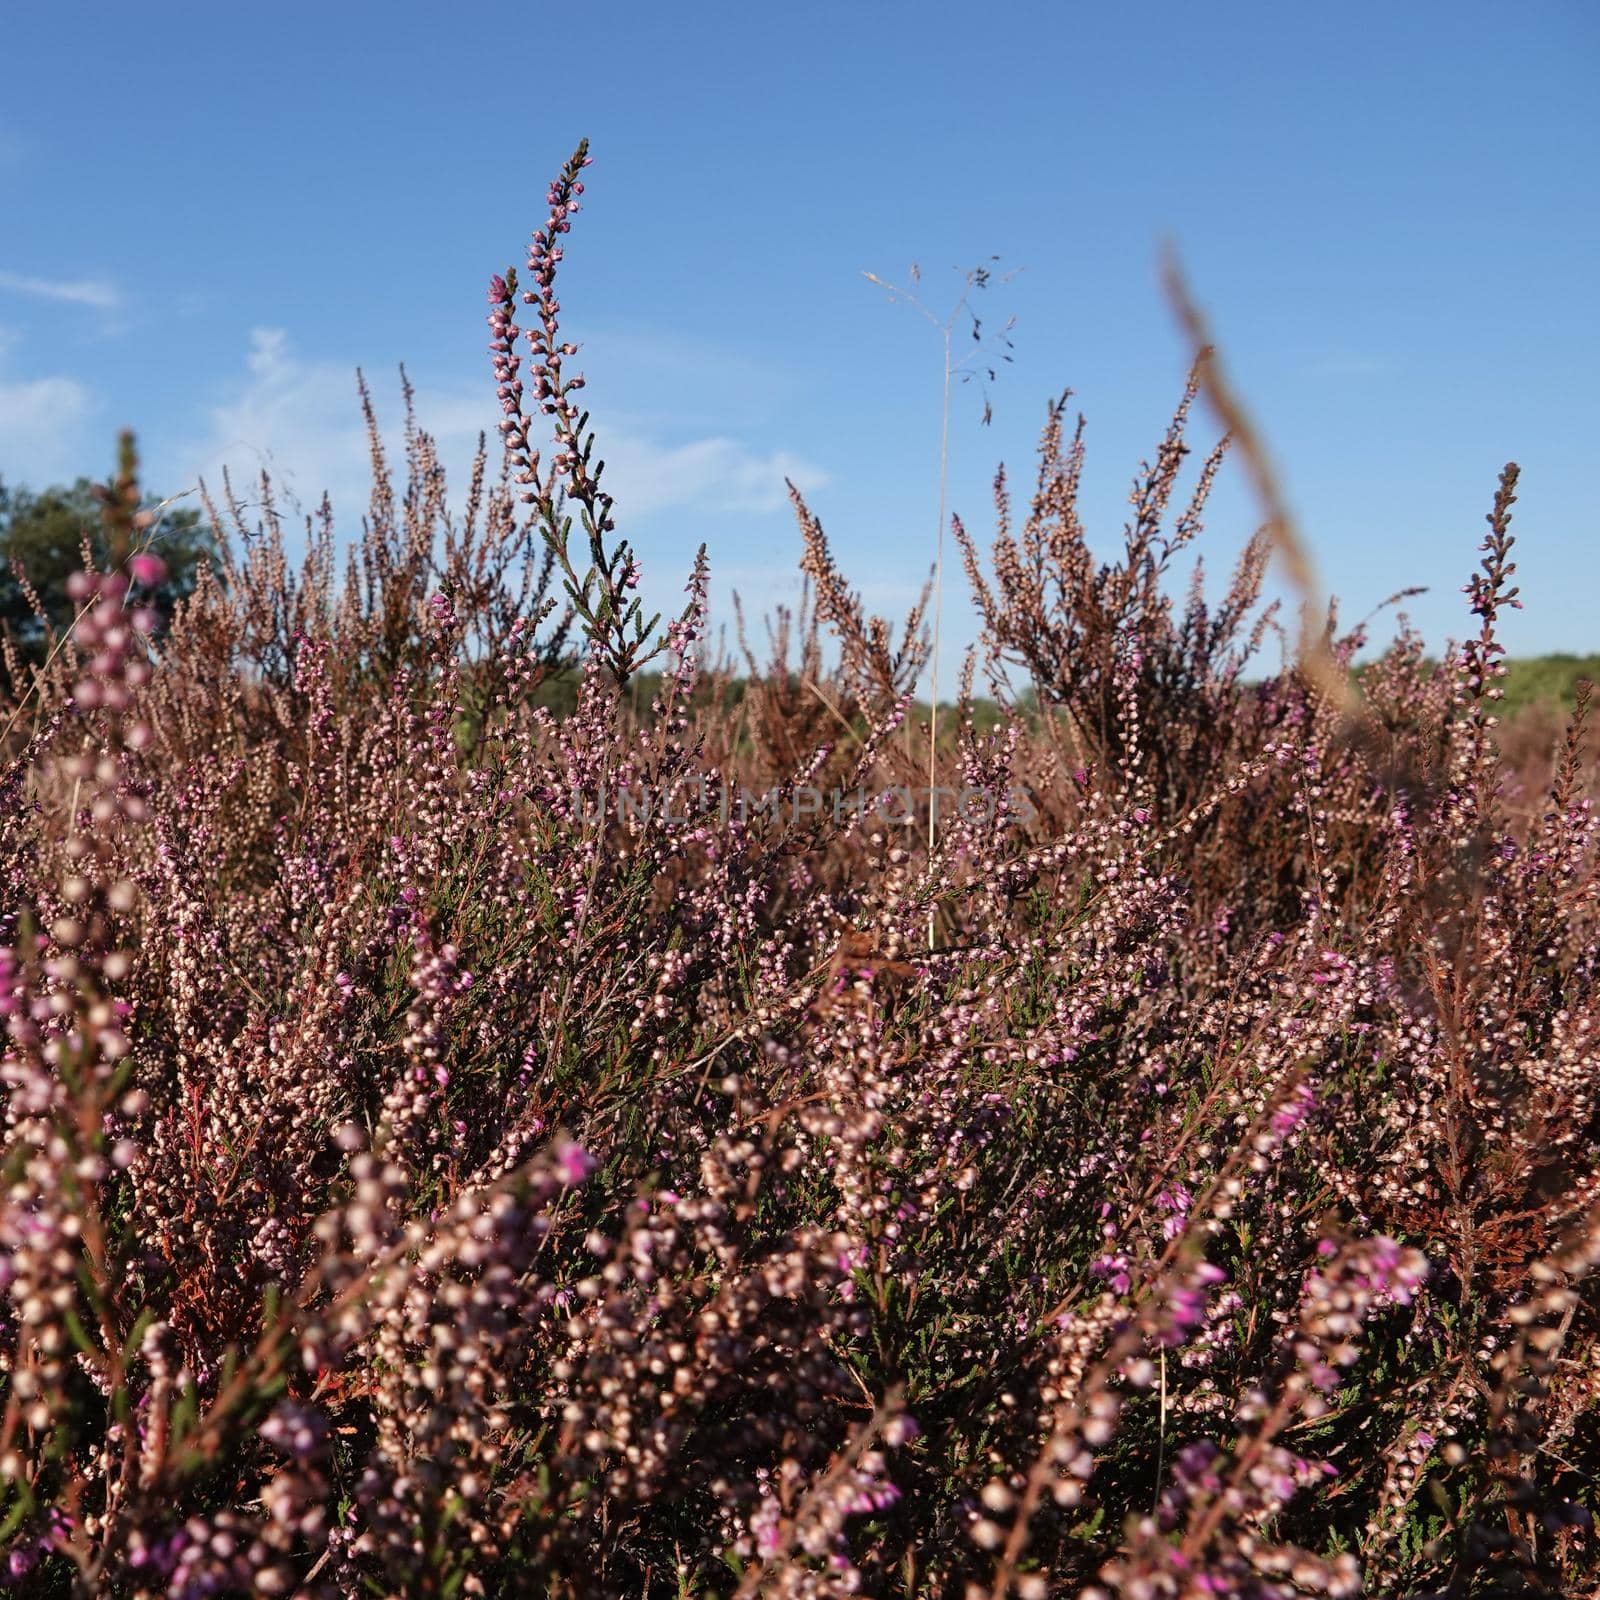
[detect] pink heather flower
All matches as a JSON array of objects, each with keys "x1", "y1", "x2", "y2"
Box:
[
  {"x1": 556, "y1": 1141, "x2": 596, "y2": 1186},
  {"x1": 1091, "y1": 1252, "x2": 1132, "y2": 1295},
  {"x1": 128, "y1": 552, "x2": 168, "y2": 586},
  {"x1": 847, "y1": 1483, "x2": 902, "y2": 1514},
  {"x1": 1154, "y1": 1183, "x2": 1194, "y2": 1240},
  {"x1": 1269, "y1": 1081, "x2": 1316, "y2": 1139}
]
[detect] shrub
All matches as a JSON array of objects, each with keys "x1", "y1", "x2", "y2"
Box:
[{"x1": 1, "y1": 144, "x2": 1596, "y2": 1599}]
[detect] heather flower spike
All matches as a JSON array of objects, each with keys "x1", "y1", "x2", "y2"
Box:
[{"x1": 485, "y1": 139, "x2": 686, "y2": 686}]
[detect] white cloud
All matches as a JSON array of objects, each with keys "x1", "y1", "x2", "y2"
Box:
[
  {"x1": 0, "y1": 337, "x2": 95, "y2": 485},
  {"x1": 599, "y1": 432, "x2": 826, "y2": 517},
  {"x1": 0, "y1": 270, "x2": 122, "y2": 312},
  {"x1": 172, "y1": 328, "x2": 430, "y2": 522},
  {"x1": 174, "y1": 327, "x2": 828, "y2": 532}
]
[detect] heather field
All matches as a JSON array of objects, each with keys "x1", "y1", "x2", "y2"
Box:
[{"x1": 2, "y1": 141, "x2": 1598, "y2": 1600}]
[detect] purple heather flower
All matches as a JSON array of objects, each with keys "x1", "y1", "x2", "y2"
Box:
[{"x1": 557, "y1": 1141, "x2": 597, "y2": 1186}]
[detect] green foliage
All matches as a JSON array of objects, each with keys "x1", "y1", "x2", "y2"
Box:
[
  {"x1": 1500, "y1": 652, "x2": 1600, "y2": 716},
  {"x1": 0, "y1": 475, "x2": 218, "y2": 662}
]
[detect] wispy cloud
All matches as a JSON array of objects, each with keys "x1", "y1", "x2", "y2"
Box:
[
  {"x1": 0, "y1": 269, "x2": 122, "y2": 312},
  {"x1": 173, "y1": 328, "x2": 417, "y2": 520},
  {"x1": 1303, "y1": 350, "x2": 1397, "y2": 381},
  {"x1": 173, "y1": 327, "x2": 828, "y2": 530},
  {"x1": 600, "y1": 432, "x2": 825, "y2": 517}
]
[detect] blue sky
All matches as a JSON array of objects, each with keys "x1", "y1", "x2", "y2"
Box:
[{"x1": 3, "y1": 1, "x2": 1596, "y2": 679}]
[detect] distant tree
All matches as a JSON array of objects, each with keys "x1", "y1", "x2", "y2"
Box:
[{"x1": 0, "y1": 475, "x2": 218, "y2": 663}]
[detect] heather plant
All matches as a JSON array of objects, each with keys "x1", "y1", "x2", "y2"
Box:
[{"x1": 1, "y1": 143, "x2": 1597, "y2": 1599}]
